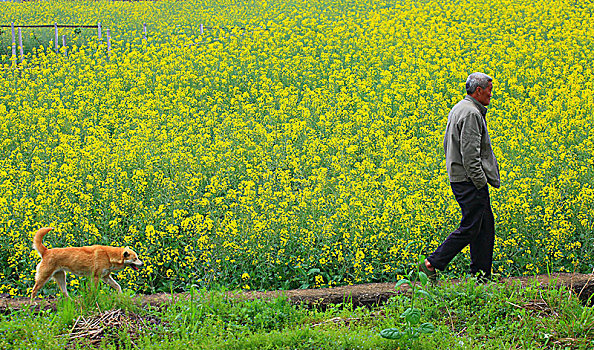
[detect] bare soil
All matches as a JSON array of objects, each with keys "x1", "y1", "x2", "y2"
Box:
[{"x1": 3, "y1": 273, "x2": 592, "y2": 313}]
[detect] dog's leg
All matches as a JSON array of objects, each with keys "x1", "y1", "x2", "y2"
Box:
[
  {"x1": 30, "y1": 262, "x2": 53, "y2": 300},
  {"x1": 52, "y1": 271, "x2": 69, "y2": 298},
  {"x1": 101, "y1": 275, "x2": 122, "y2": 293},
  {"x1": 92, "y1": 275, "x2": 101, "y2": 290}
]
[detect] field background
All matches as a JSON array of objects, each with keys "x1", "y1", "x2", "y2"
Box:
[{"x1": 0, "y1": 0, "x2": 592, "y2": 298}]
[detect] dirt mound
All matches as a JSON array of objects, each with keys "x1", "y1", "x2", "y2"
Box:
[
  {"x1": 3, "y1": 273, "x2": 593, "y2": 314},
  {"x1": 142, "y1": 273, "x2": 594, "y2": 308}
]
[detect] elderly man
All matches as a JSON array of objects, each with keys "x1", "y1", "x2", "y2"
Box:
[{"x1": 420, "y1": 72, "x2": 500, "y2": 281}]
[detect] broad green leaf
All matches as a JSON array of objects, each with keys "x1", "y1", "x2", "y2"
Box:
[
  {"x1": 401, "y1": 307, "x2": 422, "y2": 324},
  {"x1": 418, "y1": 322, "x2": 436, "y2": 334},
  {"x1": 394, "y1": 278, "x2": 413, "y2": 290},
  {"x1": 419, "y1": 271, "x2": 428, "y2": 286},
  {"x1": 417, "y1": 289, "x2": 434, "y2": 301},
  {"x1": 379, "y1": 328, "x2": 404, "y2": 340}
]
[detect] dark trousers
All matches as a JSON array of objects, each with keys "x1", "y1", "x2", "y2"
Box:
[{"x1": 427, "y1": 181, "x2": 495, "y2": 277}]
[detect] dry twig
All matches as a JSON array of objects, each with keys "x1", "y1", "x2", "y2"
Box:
[{"x1": 58, "y1": 309, "x2": 162, "y2": 348}]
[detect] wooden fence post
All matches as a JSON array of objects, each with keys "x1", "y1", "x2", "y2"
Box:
[
  {"x1": 143, "y1": 23, "x2": 147, "y2": 40},
  {"x1": 98, "y1": 22, "x2": 102, "y2": 40},
  {"x1": 200, "y1": 24, "x2": 204, "y2": 36},
  {"x1": 62, "y1": 35, "x2": 67, "y2": 57}
]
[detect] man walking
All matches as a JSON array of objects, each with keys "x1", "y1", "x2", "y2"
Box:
[{"x1": 421, "y1": 72, "x2": 500, "y2": 281}]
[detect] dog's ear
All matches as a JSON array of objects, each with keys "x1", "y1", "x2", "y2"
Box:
[{"x1": 123, "y1": 251, "x2": 130, "y2": 259}]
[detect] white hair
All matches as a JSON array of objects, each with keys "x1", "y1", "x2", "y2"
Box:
[{"x1": 465, "y1": 72, "x2": 492, "y2": 94}]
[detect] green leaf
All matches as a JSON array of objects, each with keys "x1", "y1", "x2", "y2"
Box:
[
  {"x1": 379, "y1": 328, "x2": 404, "y2": 339},
  {"x1": 418, "y1": 271, "x2": 428, "y2": 287},
  {"x1": 418, "y1": 322, "x2": 436, "y2": 334},
  {"x1": 401, "y1": 307, "x2": 422, "y2": 324},
  {"x1": 394, "y1": 278, "x2": 412, "y2": 290},
  {"x1": 307, "y1": 268, "x2": 320, "y2": 275},
  {"x1": 417, "y1": 289, "x2": 434, "y2": 301}
]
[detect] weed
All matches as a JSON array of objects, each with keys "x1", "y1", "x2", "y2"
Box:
[{"x1": 379, "y1": 257, "x2": 436, "y2": 344}]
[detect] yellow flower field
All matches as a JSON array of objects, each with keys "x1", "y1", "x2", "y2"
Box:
[{"x1": 0, "y1": 0, "x2": 592, "y2": 297}]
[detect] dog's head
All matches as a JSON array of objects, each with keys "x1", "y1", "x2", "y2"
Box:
[{"x1": 122, "y1": 247, "x2": 143, "y2": 271}]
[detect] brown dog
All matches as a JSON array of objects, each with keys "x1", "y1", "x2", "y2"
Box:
[{"x1": 31, "y1": 227, "x2": 143, "y2": 299}]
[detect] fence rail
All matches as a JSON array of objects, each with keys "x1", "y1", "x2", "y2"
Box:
[
  {"x1": 3, "y1": 21, "x2": 260, "y2": 66},
  {"x1": 0, "y1": 24, "x2": 97, "y2": 28},
  {"x1": 5, "y1": 22, "x2": 105, "y2": 64}
]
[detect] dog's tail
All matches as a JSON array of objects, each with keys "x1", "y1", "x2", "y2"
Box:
[{"x1": 33, "y1": 227, "x2": 53, "y2": 258}]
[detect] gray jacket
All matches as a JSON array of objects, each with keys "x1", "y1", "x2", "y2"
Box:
[{"x1": 444, "y1": 95, "x2": 500, "y2": 189}]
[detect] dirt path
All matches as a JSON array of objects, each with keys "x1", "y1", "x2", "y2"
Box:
[{"x1": 3, "y1": 273, "x2": 592, "y2": 313}]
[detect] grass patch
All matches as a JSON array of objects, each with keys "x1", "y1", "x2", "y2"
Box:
[{"x1": 3, "y1": 278, "x2": 594, "y2": 349}]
